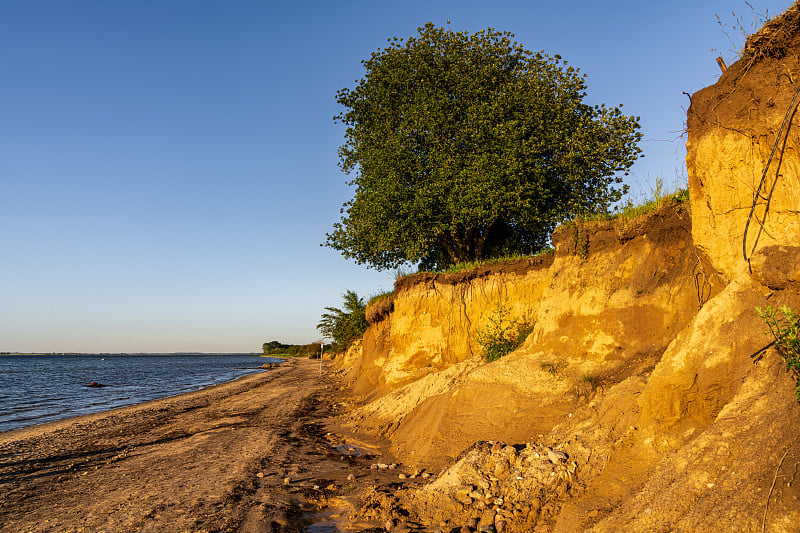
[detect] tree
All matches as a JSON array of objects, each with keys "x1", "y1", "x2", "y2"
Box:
[
  {"x1": 317, "y1": 290, "x2": 368, "y2": 351},
  {"x1": 325, "y1": 23, "x2": 642, "y2": 270}
]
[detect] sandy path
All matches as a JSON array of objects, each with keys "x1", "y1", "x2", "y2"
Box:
[{"x1": 0, "y1": 358, "x2": 366, "y2": 533}]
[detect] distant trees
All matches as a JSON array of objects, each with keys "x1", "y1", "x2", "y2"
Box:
[
  {"x1": 317, "y1": 290, "x2": 368, "y2": 352},
  {"x1": 325, "y1": 23, "x2": 642, "y2": 270},
  {"x1": 262, "y1": 341, "x2": 321, "y2": 358}
]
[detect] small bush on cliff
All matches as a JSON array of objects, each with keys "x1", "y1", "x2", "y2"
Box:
[
  {"x1": 757, "y1": 305, "x2": 800, "y2": 400},
  {"x1": 476, "y1": 303, "x2": 534, "y2": 362},
  {"x1": 317, "y1": 290, "x2": 368, "y2": 352}
]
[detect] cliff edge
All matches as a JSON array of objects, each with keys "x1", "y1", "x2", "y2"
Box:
[{"x1": 334, "y1": 5, "x2": 800, "y2": 531}]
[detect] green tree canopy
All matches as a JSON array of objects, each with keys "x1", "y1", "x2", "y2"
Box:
[{"x1": 325, "y1": 23, "x2": 642, "y2": 270}]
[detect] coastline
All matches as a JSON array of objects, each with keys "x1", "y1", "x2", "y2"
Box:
[{"x1": 0, "y1": 358, "x2": 377, "y2": 532}]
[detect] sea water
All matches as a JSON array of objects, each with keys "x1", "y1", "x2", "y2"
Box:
[{"x1": 0, "y1": 353, "x2": 281, "y2": 433}]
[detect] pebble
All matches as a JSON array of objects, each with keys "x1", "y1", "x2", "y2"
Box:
[
  {"x1": 399, "y1": 473, "x2": 407, "y2": 480},
  {"x1": 283, "y1": 477, "x2": 291, "y2": 485},
  {"x1": 547, "y1": 449, "x2": 568, "y2": 464},
  {"x1": 347, "y1": 473, "x2": 355, "y2": 481}
]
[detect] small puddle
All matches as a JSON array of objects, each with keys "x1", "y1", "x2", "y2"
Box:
[
  {"x1": 303, "y1": 503, "x2": 375, "y2": 532},
  {"x1": 332, "y1": 443, "x2": 370, "y2": 457}
]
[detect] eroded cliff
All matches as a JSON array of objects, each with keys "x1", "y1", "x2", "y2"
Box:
[{"x1": 334, "y1": 4, "x2": 800, "y2": 531}]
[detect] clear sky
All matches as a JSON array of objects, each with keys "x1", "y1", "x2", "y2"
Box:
[{"x1": 1, "y1": 0, "x2": 792, "y2": 353}]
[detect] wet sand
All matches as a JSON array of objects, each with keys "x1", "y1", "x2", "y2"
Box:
[{"x1": 0, "y1": 358, "x2": 383, "y2": 532}]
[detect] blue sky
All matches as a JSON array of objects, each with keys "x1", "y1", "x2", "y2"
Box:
[{"x1": 1, "y1": 0, "x2": 792, "y2": 352}]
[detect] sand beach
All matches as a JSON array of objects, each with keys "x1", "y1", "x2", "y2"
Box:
[{"x1": 0, "y1": 358, "x2": 380, "y2": 532}]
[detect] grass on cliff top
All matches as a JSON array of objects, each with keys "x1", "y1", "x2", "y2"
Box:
[
  {"x1": 367, "y1": 290, "x2": 394, "y2": 307},
  {"x1": 437, "y1": 249, "x2": 555, "y2": 275},
  {"x1": 578, "y1": 184, "x2": 689, "y2": 225},
  {"x1": 388, "y1": 181, "x2": 689, "y2": 283}
]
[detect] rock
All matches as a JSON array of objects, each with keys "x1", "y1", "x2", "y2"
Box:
[
  {"x1": 455, "y1": 489, "x2": 473, "y2": 505},
  {"x1": 491, "y1": 442, "x2": 503, "y2": 454},
  {"x1": 494, "y1": 518, "x2": 507, "y2": 533},
  {"x1": 493, "y1": 460, "x2": 509, "y2": 477},
  {"x1": 283, "y1": 477, "x2": 291, "y2": 485},
  {"x1": 422, "y1": 472, "x2": 431, "y2": 479},
  {"x1": 256, "y1": 472, "x2": 264, "y2": 478},
  {"x1": 393, "y1": 521, "x2": 411, "y2": 533},
  {"x1": 547, "y1": 449, "x2": 568, "y2": 464},
  {"x1": 347, "y1": 473, "x2": 355, "y2": 481},
  {"x1": 398, "y1": 473, "x2": 407, "y2": 480}
]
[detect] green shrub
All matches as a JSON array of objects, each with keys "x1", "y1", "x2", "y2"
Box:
[
  {"x1": 757, "y1": 305, "x2": 800, "y2": 400},
  {"x1": 475, "y1": 303, "x2": 534, "y2": 362},
  {"x1": 317, "y1": 290, "x2": 368, "y2": 352}
]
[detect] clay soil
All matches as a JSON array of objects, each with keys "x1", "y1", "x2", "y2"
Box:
[{"x1": 0, "y1": 359, "x2": 400, "y2": 533}]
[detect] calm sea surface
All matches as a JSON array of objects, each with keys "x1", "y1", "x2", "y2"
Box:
[{"x1": 0, "y1": 354, "x2": 281, "y2": 433}]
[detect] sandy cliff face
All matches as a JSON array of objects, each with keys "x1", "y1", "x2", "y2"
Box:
[
  {"x1": 342, "y1": 203, "x2": 716, "y2": 469},
  {"x1": 687, "y1": 5, "x2": 800, "y2": 281},
  {"x1": 336, "y1": 5, "x2": 800, "y2": 531}
]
